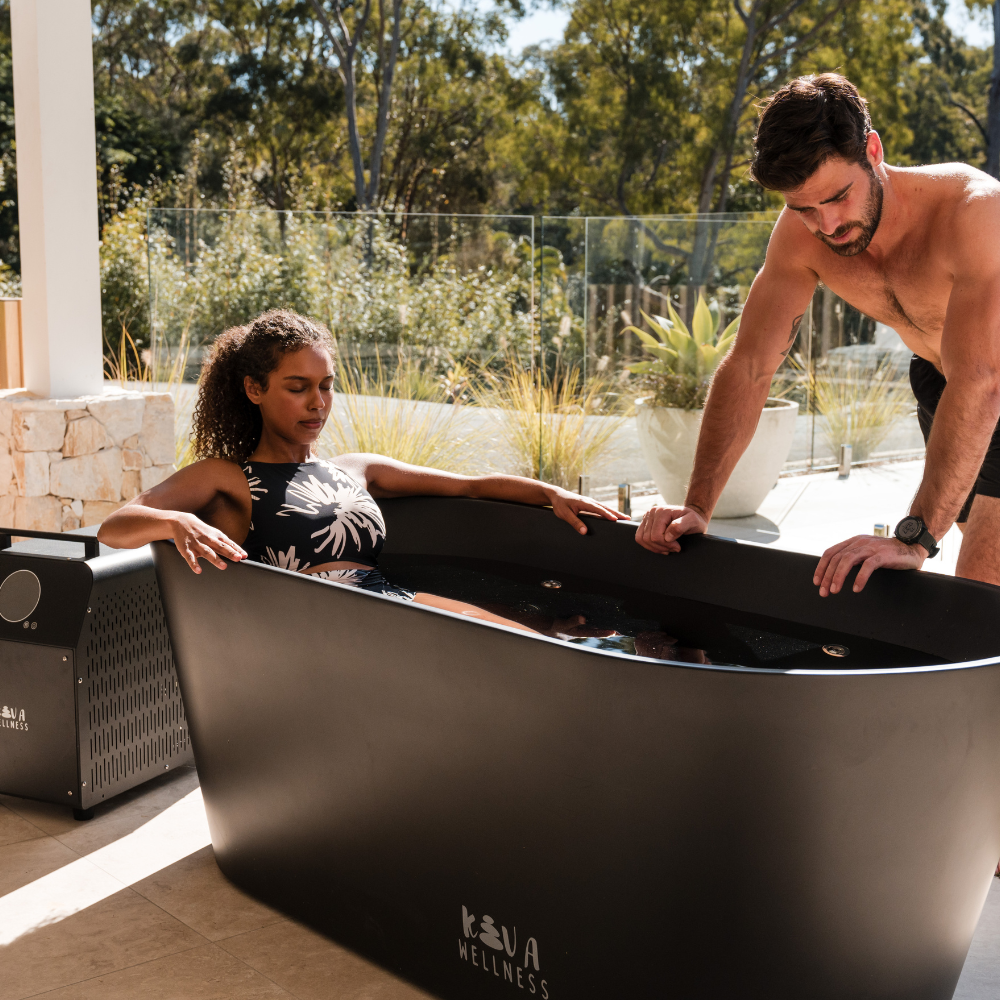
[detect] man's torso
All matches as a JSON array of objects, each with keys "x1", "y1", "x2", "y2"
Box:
[{"x1": 781, "y1": 164, "x2": 1000, "y2": 367}]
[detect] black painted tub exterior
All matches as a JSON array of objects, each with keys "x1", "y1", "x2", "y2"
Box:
[{"x1": 152, "y1": 497, "x2": 1000, "y2": 1000}]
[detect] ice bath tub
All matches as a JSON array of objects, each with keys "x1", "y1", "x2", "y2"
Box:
[{"x1": 152, "y1": 497, "x2": 1000, "y2": 1000}]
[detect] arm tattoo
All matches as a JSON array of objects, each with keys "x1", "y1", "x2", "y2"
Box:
[{"x1": 780, "y1": 313, "x2": 804, "y2": 359}]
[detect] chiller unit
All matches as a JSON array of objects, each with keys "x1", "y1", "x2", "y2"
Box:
[{"x1": 0, "y1": 528, "x2": 192, "y2": 820}]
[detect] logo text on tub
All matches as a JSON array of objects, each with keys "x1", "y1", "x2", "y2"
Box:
[
  {"x1": 458, "y1": 904, "x2": 549, "y2": 997},
  {"x1": 0, "y1": 705, "x2": 27, "y2": 731}
]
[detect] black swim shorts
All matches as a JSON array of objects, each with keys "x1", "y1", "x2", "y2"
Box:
[{"x1": 909, "y1": 355, "x2": 1000, "y2": 522}]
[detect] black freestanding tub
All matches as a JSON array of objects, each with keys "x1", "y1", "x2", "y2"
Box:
[{"x1": 152, "y1": 497, "x2": 1000, "y2": 1000}]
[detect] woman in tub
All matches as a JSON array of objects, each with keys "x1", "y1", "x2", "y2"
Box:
[{"x1": 98, "y1": 309, "x2": 627, "y2": 630}]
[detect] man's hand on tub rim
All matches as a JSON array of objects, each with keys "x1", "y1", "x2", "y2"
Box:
[
  {"x1": 635, "y1": 504, "x2": 709, "y2": 554},
  {"x1": 813, "y1": 534, "x2": 926, "y2": 597}
]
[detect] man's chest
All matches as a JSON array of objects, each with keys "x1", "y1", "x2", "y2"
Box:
[{"x1": 815, "y1": 250, "x2": 952, "y2": 340}]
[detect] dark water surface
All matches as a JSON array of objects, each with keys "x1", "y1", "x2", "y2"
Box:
[{"x1": 380, "y1": 554, "x2": 946, "y2": 671}]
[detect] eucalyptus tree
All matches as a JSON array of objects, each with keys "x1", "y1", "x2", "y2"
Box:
[
  {"x1": 308, "y1": 0, "x2": 402, "y2": 212},
  {"x1": 305, "y1": 0, "x2": 532, "y2": 216},
  {"x1": 958, "y1": 1, "x2": 1000, "y2": 175},
  {"x1": 544, "y1": 0, "x2": 915, "y2": 307},
  {"x1": 378, "y1": 3, "x2": 534, "y2": 221},
  {"x1": 906, "y1": 1, "x2": 991, "y2": 170}
]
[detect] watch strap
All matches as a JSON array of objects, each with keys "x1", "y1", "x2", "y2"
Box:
[
  {"x1": 914, "y1": 526, "x2": 939, "y2": 558},
  {"x1": 895, "y1": 516, "x2": 939, "y2": 557}
]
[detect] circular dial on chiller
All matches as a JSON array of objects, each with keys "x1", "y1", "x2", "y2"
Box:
[{"x1": 0, "y1": 569, "x2": 41, "y2": 623}]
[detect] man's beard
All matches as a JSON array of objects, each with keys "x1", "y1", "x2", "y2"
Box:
[{"x1": 815, "y1": 168, "x2": 884, "y2": 257}]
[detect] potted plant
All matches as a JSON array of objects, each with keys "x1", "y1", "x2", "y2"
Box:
[{"x1": 625, "y1": 295, "x2": 798, "y2": 519}]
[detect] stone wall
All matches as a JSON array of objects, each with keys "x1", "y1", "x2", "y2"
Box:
[{"x1": 0, "y1": 386, "x2": 175, "y2": 531}]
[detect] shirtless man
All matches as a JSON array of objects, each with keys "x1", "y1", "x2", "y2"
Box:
[{"x1": 635, "y1": 73, "x2": 1000, "y2": 595}]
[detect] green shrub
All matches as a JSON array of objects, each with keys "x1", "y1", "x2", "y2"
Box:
[{"x1": 623, "y1": 294, "x2": 739, "y2": 410}]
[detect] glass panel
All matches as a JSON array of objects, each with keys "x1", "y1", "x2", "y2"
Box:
[
  {"x1": 539, "y1": 213, "x2": 922, "y2": 511},
  {"x1": 148, "y1": 210, "x2": 535, "y2": 364},
  {"x1": 145, "y1": 207, "x2": 921, "y2": 499},
  {"x1": 147, "y1": 209, "x2": 536, "y2": 477},
  {"x1": 796, "y1": 286, "x2": 920, "y2": 472}
]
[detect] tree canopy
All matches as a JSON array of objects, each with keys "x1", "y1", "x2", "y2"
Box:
[{"x1": 0, "y1": 0, "x2": 992, "y2": 276}]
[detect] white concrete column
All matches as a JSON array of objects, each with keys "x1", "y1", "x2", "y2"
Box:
[{"x1": 10, "y1": 0, "x2": 103, "y2": 398}]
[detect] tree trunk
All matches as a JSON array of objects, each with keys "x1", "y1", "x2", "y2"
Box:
[
  {"x1": 988, "y1": 1, "x2": 1000, "y2": 178},
  {"x1": 713, "y1": 4, "x2": 758, "y2": 214},
  {"x1": 311, "y1": 0, "x2": 403, "y2": 212},
  {"x1": 366, "y1": 0, "x2": 403, "y2": 206}
]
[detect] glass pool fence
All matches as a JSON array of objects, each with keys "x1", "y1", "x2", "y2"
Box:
[{"x1": 144, "y1": 208, "x2": 921, "y2": 502}]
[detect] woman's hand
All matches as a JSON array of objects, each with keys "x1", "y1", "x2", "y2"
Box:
[
  {"x1": 545, "y1": 487, "x2": 630, "y2": 534},
  {"x1": 171, "y1": 512, "x2": 247, "y2": 574}
]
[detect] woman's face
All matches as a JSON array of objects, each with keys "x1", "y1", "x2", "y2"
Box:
[{"x1": 244, "y1": 344, "x2": 335, "y2": 446}]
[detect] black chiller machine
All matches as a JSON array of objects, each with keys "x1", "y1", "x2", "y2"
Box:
[{"x1": 0, "y1": 527, "x2": 192, "y2": 820}]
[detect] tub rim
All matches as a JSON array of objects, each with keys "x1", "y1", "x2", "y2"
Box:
[{"x1": 218, "y1": 551, "x2": 1000, "y2": 679}]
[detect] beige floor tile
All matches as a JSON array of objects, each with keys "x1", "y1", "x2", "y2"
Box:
[
  {"x1": 0, "y1": 887, "x2": 206, "y2": 1000},
  {"x1": 0, "y1": 802, "x2": 47, "y2": 847},
  {"x1": 131, "y1": 845, "x2": 284, "y2": 942},
  {"x1": 0, "y1": 835, "x2": 78, "y2": 895},
  {"x1": 220, "y1": 920, "x2": 435, "y2": 1000},
  {"x1": 27, "y1": 943, "x2": 293, "y2": 999},
  {"x1": 0, "y1": 794, "x2": 78, "y2": 838}
]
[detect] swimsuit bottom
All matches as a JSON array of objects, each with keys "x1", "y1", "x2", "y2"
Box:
[
  {"x1": 910, "y1": 355, "x2": 1000, "y2": 522},
  {"x1": 310, "y1": 566, "x2": 416, "y2": 601}
]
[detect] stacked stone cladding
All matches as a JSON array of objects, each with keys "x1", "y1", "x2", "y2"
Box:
[{"x1": 0, "y1": 386, "x2": 175, "y2": 531}]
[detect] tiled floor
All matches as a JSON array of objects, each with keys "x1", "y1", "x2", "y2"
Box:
[{"x1": 0, "y1": 768, "x2": 432, "y2": 999}]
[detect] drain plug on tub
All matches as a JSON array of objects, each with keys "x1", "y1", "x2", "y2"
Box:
[{"x1": 822, "y1": 644, "x2": 850, "y2": 657}]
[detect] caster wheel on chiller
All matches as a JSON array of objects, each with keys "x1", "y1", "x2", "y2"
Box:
[{"x1": 73, "y1": 807, "x2": 95, "y2": 821}]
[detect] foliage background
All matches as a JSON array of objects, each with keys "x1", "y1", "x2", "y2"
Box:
[{"x1": 0, "y1": 1, "x2": 991, "y2": 352}]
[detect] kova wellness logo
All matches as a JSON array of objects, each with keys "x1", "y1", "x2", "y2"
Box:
[
  {"x1": 458, "y1": 904, "x2": 549, "y2": 998},
  {"x1": 1, "y1": 704, "x2": 27, "y2": 731}
]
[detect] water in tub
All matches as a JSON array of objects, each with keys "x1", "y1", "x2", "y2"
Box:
[{"x1": 378, "y1": 555, "x2": 946, "y2": 670}]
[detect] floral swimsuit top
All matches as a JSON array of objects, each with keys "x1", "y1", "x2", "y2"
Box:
[{"x1": 242, "y1": 459, "x2": 386, "y2": 575}]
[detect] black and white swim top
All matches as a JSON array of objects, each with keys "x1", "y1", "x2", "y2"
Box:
[{"x1": 242, "y1": 458, "x2": 387, "y2": 573}]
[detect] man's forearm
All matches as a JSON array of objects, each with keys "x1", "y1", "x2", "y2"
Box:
[
  {"x1": 911, "y1": 380, "x2": 1000, "y2": 539},
  {"x1": 685, "y1": 354, "x2": 773, "y2": 517}
]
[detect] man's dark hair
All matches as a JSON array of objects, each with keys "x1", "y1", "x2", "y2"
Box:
[{"x1": 751, "y1": 74, "x2": 871, "y2": 191}]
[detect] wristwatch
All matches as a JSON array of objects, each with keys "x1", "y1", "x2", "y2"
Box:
[{"x1": 894, "y1": 516, "x2": 939, "y2": 558}]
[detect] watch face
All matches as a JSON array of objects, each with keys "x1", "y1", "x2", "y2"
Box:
[{"x1": 896, "y1": 517, "x2": 922, "y2": 542}]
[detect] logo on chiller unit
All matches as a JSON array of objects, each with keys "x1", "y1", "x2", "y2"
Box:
[
  {"x1": 458, "y1": 904, "x2": 549, "y2": 997},
  {"x1": 0, "y1": 705, "x2": 27, "y2": 731}
]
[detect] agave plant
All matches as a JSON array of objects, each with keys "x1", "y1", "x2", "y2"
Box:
[{"x1": 624, "y1": 295, "x2": 740, "y2": 409}]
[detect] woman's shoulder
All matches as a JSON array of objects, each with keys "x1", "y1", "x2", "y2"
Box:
[{"x1": 172, "y1": 457, "x2": 251, "y2": 489}]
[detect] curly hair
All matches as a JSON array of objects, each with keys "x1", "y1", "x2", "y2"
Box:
[{"x1": 192, "y1": 309, "x2": 336, "y2": 463}]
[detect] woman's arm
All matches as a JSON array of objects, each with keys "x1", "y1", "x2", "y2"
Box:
[
  {"x1": 97, "y1": 459, "x2": 250, "y2": 573},
  {"x1": 335, "y1": 454, "x2": 628, "y2": 535}
]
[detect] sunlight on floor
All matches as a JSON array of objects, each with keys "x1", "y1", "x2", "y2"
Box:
[{"x1": 0, "y1": 788, "x2": 209, "y2": 946}]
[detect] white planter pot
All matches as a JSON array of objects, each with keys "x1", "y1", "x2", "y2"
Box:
[{"x1": 635, "y1": 397, "x2": 799, "y2": 519}]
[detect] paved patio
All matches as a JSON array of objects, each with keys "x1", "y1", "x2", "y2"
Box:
[{"x1": 0, "y1": 768, "x2": 432, "y2": 999}]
